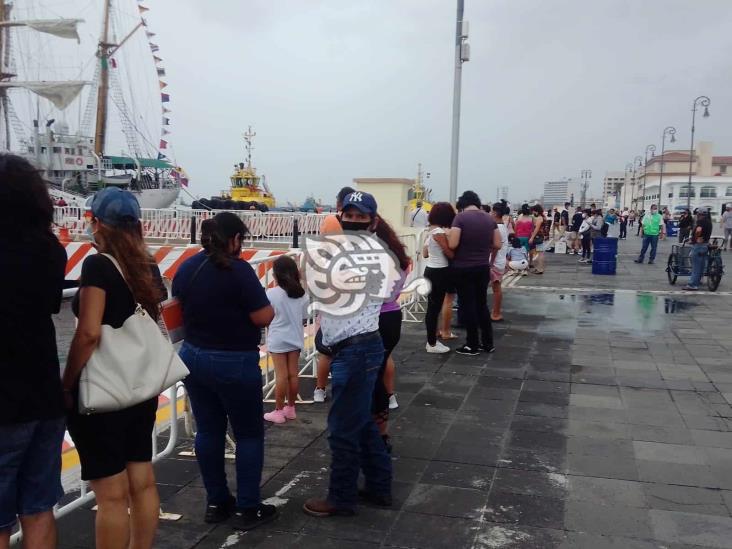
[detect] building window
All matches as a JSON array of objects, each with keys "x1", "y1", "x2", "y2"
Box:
[
  {"x1": 726, "y1": 186, "x2": 732, "y2": 197},
  {"x1": 721, "y1": 165, "x2": 727, "y2": 174},
  {"x1": 700, "y1": 186, "x2": 717, "y2": 198},
  {"x1": 679, "y1": 187, "x2": 696, "y2": 198}
]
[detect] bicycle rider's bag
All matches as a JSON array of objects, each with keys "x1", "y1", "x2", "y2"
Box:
[{"x1": 78, "y1": 254, "x2": 189, "y2": 414}]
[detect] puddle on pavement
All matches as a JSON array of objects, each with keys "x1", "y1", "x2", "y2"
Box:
[{"x1": 504, "y1": 291, "x2": 697, "y2": 337}]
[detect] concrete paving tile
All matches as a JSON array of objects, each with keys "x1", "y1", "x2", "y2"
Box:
[
  {"x1": 564, "y1": 500, "x2": 652, "y2": 538},
  {"x1": 507, "y1": 429, "x2": 567, "y2": 452},
  {"x1": 300, "y1": 506, "x2": 397, "y2": 544},
  {"x1": 433, "y1": 440, "x2": 503, "y2": 467},
  {"x1": 567, "y1": 436, "x2": 634, "y2": 458},
  {"x1": 385, "y1": 512, "x2": 481, "y2": 549},
  {"x1": 691, "y1": 430, "x2": 732, "y2": 449},
  {"x1": 421, "y1": 461, "x2": 496, "y2": 491},
  {"x1": 498, "y1": 447, "x2": 567, "y2": 474},
  {"x1": 492, "y1": 468, "x2": 568, "y2": 500},
  {"x1": 566, "y1": 453, "x2": 639, "y2": 481},
  {"x1": 683, "y1": 415, "x2": 732, "y2": 432},
  {"x1": 631, "y1": 424, "x2": 696, "y2": 445},
  {"x1": 643, "y1": 484, "x2": 730, "y2": 517},
  {"x1": 566, "y1": 475, "x2": 647, "y2": 508},
  {"x1": 515, "y1": 402, "x2": 569, "y2": 419},
  {"x1": 510, "y1": 415, "x2": 569, "y2": 434},
  {"x1": 564, "y1": 419, "x2": 631, "y2": 439},
  {"x1": 570, "y1": 384, "x2": 620, "y2": 397},
  {"x1": 475, "y1": 523, "x2": 567, "y2": 549},
  {"x1": 636, "y1": 461, "x2": 719, "y2": 489},
  {"x1": 518, "y1": 390, "x2": 571, "y2": 406},
  {"x1": 484, "y1": 491, "x2": 565, "y2": 530},
  {"x1": 649, "y1": 509, "x2": 732, "y2": 548},
  {"x1": 567, "y1": 406, "x2": 628, "y2": 423},
  {"x1": 559, "y1": 531, "x2": 668, "y2": 549},
  {"x1": 633, "y1": 441, "x2": 709, "y2": 465},
  {"x1": 403, "y1": 483, "x2": 487, "y2": 519}
]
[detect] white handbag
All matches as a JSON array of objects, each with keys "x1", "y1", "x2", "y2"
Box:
[{"x1": 78, "y1": 254, "x2": 189, "y2": 414}]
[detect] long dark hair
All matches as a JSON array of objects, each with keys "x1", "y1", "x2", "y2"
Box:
[
  {"x1": 200, "y1": 218, "x2": 216, "y2": 251},
  {"x1": 375, "y1": 216, "x2": 410, "y2": 271},
  {"x1": 95, "y1": 221, "x2": 163, "y2": 318},
  {"x1": 207, "y1": 212, "x2": 249, "y2": 269},
  {"x1": 0, "y1": 154, "x2": 54, "y2": 239},
  {"x1": 273, "y1": 255, "x2": 305, "y2": 298}
]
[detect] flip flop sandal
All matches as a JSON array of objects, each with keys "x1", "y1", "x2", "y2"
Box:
[{"x1": 439, "y1": 332, "x2": 458, "y2": 340}]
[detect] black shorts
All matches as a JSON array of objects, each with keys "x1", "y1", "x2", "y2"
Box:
[
  {"x1": 372, "y1": 310, "x2": 402, "y2": 416},
  {"x1": 66, "y1": 397, "x2": 157, "y2": 481},
  {"x1": 315, "y1": 328, "x2": 333, "y2": 357}
]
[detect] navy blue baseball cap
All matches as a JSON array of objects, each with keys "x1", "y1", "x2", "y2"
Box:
[
  {"x1": 341, "y1": 191, "x2": 377, "y2": 216},
  {"x1": 89, "y1": 187, "x2": 141, "y2": 226}
]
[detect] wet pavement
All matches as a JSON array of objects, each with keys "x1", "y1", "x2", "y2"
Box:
[{"x1": 55, "y1": 235, "x2": 732, "y2": 548}]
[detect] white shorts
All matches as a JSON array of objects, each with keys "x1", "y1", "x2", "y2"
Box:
[{"x1": 509, "y1": 259, "x2": 529, "y2": 271}]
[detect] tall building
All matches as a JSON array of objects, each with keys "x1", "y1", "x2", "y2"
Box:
[
  {"x1": 542, "y1": 180, "x2": 569, "y2": 208},
  {"x1": 496, "y1": 186, "x2": 509, "y2": 202},
  {"x1": 603, "y1": 171, "x2": 628, "y2": 209}
]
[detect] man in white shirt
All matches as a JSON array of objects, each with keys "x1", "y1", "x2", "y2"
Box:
[
  {"x1": 721, "y1": 204, "x2": 732, "y2": 251},
  {"x1": 409, "y1": 201, "x2": 429, "y2": 228}
]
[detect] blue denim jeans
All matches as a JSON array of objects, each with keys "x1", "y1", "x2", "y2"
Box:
[
  {"x1": 688, "y1": 243, "x2": 708, "y2": 288},
  {"x1": 638, "y1": 235, "x2": 659, "y2": 262},
  {"x1": 0, "y1": 418, "x2": 65, "y2": 530},
  {"x1": 179, "y1": 343, "x2": 263, "y2": 509},
  {"x1": 327, "y1": 333, "x2": 392, "y2": 510}
]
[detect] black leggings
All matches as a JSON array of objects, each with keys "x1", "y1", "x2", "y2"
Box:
[
  {"x1": 424, "y1": 266, "x2": 451, "y2": 346},
  {"x1": 372, "y1": 310, "x2": 402, "y2": 422},
  {"x1": 581, "y1": 233, "x2": 592, "y2": 258},
  {"x1": 453, "y1": 266, "x2": 492, "y2": 349}
]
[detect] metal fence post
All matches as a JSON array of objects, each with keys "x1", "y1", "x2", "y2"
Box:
[
  {"x1": 292, "y1": 218, "x2": 300, "y2": 248},
  {"x1": 190, "y1": 216, "x2": 196, "y2": 244}
]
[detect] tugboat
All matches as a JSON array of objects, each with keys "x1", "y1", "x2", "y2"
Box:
[
  {"x1": 407, "y1": 163, "x2": 433, "y2": 213},
  {"x1": 193, "y1": 127, "x2": 274, "y2": 211}
]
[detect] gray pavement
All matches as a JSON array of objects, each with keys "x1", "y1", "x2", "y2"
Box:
[{"x1": 54, "y1": 236, "x2": 732, "y2": 548}]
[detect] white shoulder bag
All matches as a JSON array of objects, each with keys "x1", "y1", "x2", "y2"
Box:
[{"x1": 78, "y1": 254, "x2": 189, "y2": 414}]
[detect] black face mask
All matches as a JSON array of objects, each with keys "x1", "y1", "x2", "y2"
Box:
[{"x1": 341, "y1": 220, "x2": 371, "y2": 232}]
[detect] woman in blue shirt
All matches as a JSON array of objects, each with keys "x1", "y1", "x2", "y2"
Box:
[{"x1": 173, "y1": 212, "x2": 275, "y2": 531}]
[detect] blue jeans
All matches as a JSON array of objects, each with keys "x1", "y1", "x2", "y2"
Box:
[
  {"x1": 638, "y1": 235, "x2": 659, "y2": 262},
  {"x1": 688, "y1": 244, "x2": 708, "y2": 288},
  {"x1": 0, "y1": 418, "x2": 65, "y2": 530},
  {"x1": 180, "y1": 343, "x2": 263, "y2": 509},
  {"x1": 328, "y1": 334, "x2": 392, "y2": 510}
]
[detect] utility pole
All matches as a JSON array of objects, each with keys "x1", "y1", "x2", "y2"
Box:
[
  {"x1": 448, "y1": 0, "x2": 469, "y2": 204},
  {"x1": 580, "y1": 169, "x2": 591, "y2": 207}
]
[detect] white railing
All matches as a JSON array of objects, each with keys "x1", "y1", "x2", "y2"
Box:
[
  {"x1": 53, "y1": 206, "x2": 328, "y2": 243},
  {"x1": 10, "y1": 385, "x2": 180, "y2": 546}
]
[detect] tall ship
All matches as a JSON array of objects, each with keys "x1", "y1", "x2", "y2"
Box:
[
  {"x1": 407, "y1": 163, "x2": 433, "y2": 212},
  {"x1": 0, "y1": 0, "x2": 182, "y2": 209}
]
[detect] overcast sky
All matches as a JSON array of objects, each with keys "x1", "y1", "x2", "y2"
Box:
[{"x1": 146, "y1": 0, "x2": 732, "y2": 206}]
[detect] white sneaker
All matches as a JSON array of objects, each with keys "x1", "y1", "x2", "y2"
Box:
[
  {"x1": 313, "y1": 388, "x2": 327, "y2": 403},
  {"x1": 426, "y1": 341, "x2": 450, "y2": 354},
  {"x1": 388, "y1": 394, "x2": 399, "y2": 410}
]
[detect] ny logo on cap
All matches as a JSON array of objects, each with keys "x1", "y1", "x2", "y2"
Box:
[{"x1": 349, "y1": 192, "x2": 364, "y2": 202}]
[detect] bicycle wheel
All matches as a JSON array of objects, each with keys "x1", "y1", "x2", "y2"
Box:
[
  {"x1": 667, "y1": 254, "x2": 678, "y2": 285},
  {"x1": 707, "y1": 256, "x2": 722, "y2": 292}
]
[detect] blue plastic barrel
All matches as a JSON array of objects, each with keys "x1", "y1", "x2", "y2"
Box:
[
  {"x1": 592, "y1": 237, "x2": 618, "y2": 275},
  {"x1": 667, "y1": 220, "x2": 679, "y2": 237}
]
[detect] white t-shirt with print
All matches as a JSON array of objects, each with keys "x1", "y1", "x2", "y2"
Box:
[{"x1": 266, "y1": 286, "x2": 309, "y2": 353}]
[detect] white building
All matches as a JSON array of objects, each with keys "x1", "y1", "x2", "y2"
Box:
[
  {"x1": 634, "y1": 142, "x2": 732, "y2": 219},
  {"x1": 542, "y1": 179, "x2": 580, "y2": 209},
  {"x1": 603, "y1": 171, "x2": 629, "y2": 209}
]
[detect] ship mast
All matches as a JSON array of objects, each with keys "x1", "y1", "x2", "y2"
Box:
[
  {"x1": 94, "y1": 0, "x2": 112, "y2": 156},
  {"x1": 243, "y1": 126, "x2": 256, "y2": 169},
  {"x1": 0, "y1": 0, "x2": 10, "y2": 149}
]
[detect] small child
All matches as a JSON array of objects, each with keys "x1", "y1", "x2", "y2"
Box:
[
  {"x1": 264, "y1": 256, "x2": 309, "y2": 424},
  {"x1": 507, "y1": 237, "x2": 530, "y2": 274}
]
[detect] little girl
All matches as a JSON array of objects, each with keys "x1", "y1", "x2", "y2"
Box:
[
  {"x1": 264, "y1": 255, "x2": 309, "y2": 424},
  {"x1": 507, "y1": 237, "x2": 529, "y2": 274}
]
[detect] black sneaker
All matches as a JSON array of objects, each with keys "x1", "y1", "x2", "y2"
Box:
[
  {"x1": 634, "y1": 259, "x2": 643, "y2": 264},
  {"x1": 648, "y1": 261, "x2": 654, "y2": 265},
  {"x1": 480, "y1": 345, "x2": 496, "y2": 353},
  {"x1": 230, "y1": 503, "x2": 279, "y2": 531},
  {"x1": 358, "y1": 489, "x2": 393, "y2": 508},
  {"x1": 455, "y1": 345, "x2": 480, "y2": 356},
  {"x1": 204, "y1": 495, "x2": 236, "y2": 524},
  {"x1": 382, "y1": 434, "x2": 393, "y2": 454}
]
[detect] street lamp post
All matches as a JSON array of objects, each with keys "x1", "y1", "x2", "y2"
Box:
[
  {"x1": 580, "y1": 169, "x2": 591, "y2": 207},
  {"x1": 448, "y1": 0, "x2": 469, "y2": 204},
  {"x1": 624, "y1": 163, "x2": 634, "y2": 210},
  {"x1": 657, "y1": 126, "x2": 676, "y2": 212},
  {"x1": 686, "y1": 96, "x2": 711, "y2": 212},
  {"x1": 641, "y1": 144, "x2": 656, "y2": 211},
  {"x1": 629, "y1": 156, "x2": 642, "y2": 211}
]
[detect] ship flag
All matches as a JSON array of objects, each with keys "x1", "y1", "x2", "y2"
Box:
[
  {"x1": 138, "y1": 5, "x2": 150, "y2": 14},
  {"x1": 157, "y1": 68, "x2": 166, "y2": 77},
  {"x1": 153, "y1": 55, "x2": 163, "y2": 64},
  {"x1": 159, "y1": 139, "x2": 168, "y2": 150},
  {"x1": 149, "y1": 43, "x2": 159, "y2": 53},
  {"x1": 162, "y1": 128, "x2": 170, "y2": 136},
  {"x1": 159, "y1": 81, "x2": 168, "y2": 90},
  {"x1": 162, "y1": 106, "x2": 171, "y2": 113},
  {"x1": 146, "y1": 31, "x2": 156, "y2": 39},
  {"x1": 161, "y1": 93, "x2": 170, "y2": 102},
  {"x1": 163, "y1": 117, "x2": 170, "y2": 125}
]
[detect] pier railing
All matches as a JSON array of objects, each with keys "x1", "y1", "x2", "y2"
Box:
[{"x1": 53, "y1": 207, "x2": 329, "y2": 243}]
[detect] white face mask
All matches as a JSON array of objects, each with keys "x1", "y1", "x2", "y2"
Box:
[{"x1": 651, "y1": 209, "x2": 657, "y2": 214}]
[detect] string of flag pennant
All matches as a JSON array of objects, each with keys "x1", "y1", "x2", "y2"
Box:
[{"x1": 136, "y1": 1, "x2": 170, "y2": 154}]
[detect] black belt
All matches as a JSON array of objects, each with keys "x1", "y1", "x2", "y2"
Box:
[{"x1": 330, "y1": 330, "x2": 381, "y2": 356}]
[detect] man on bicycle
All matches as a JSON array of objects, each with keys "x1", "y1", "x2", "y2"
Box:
[{"x1": 684, "y1": 209, "x2": 713, "y2": 291}]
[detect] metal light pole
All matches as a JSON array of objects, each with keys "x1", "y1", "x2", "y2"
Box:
[
  {"x1": 686, "y1": 96, "x2": 711, "y2": 211},
  {"x1": 624, "y1": 163, "x2": 633, "y2": 210},
  {"x1": 580, "y1": 169, "x2": 591, "y2": 207},
  {"x1": 448, "y1": 0, "x2": 469, "y2": 204},
  {"x1": 628, "y1": 156, "x2": 642, "y2": 211},
  {"x1": 641, "y1": 144, "x2": 656, "y2": 211},
  {"x1": 657, "y1": 126, "x2": 676, "y2": 211}
]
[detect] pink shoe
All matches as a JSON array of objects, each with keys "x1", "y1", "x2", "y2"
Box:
[
  {"x1": 283, "y1": 405, "x2": 297, "y2": 420},
  {"x1": 263, "y1": 409, "x2": 286, "y2": 424}
]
